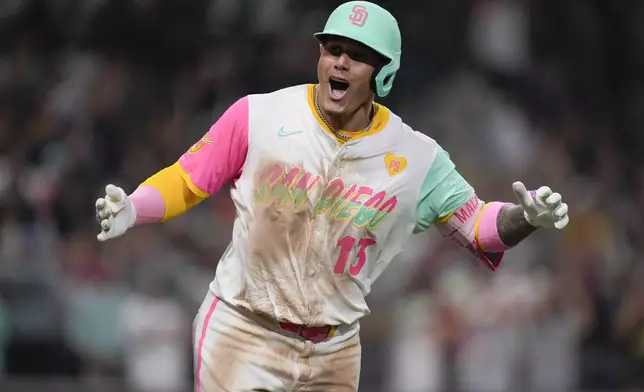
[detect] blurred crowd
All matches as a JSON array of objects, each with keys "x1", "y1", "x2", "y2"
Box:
[{"x1": 0, "y1": 0, "x2": 643, "y2": 391}]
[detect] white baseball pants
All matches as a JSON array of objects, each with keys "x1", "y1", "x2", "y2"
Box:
[{"x1": 193, "y1": 291, "x2": 361, "y2": 392}]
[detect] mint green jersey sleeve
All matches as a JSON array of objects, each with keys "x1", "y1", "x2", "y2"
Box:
[{"x1": 414, "y1": 146, "x2": 475, "y2": 233}]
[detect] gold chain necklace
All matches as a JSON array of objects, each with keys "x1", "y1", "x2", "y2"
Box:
[{"x1": 314, "y1": 85, "x2": 374, "y2": 141}]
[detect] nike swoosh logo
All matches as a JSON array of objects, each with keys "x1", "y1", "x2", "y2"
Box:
[{"x1": 277, "y1": 127, "x2": 303, "y2": 137}]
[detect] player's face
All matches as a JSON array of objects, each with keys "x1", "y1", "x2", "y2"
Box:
[{"x1": 317, "y1": 37, "x2": 383, "y2": 116}]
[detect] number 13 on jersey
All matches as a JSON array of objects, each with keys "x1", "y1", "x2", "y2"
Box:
[{"x1": 333, "y1": 236, "x2": 377, "y2": 276}]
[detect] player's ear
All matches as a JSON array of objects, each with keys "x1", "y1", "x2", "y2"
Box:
[{"x1": 319, "y1": 43, "x2": 324, "y2": 55}]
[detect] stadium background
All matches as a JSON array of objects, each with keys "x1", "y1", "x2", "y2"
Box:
[{"x1": 0, "y1": 0, "x2": 642, "y2": 391}]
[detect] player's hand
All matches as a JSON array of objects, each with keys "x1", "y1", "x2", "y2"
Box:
[
  {"x1": 512, "y1": 181, "x2": 569, "y2": 230},
  {"x1": 95, "y1": 184, "x2": 136, "y2": 242}
]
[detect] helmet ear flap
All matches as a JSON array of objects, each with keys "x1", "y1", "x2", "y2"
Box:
[
  {"x1": 371, "y1": 60, "x2": 397, "y2": 98},
  {"x1": 370, "y1": 63, "x2": 384, "y2": 96}
]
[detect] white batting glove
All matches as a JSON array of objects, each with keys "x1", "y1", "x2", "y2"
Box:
[
  {"x1": 95, "y1": 184, "x2": 137, "y2": 242},
  {"x1": 512, "y1": 181, "x2": 569, "y2": 230}
]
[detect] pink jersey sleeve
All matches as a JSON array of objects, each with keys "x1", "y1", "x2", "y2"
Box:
[{"x1": 178, "y1": 96, "x2": 249, "y2": 195}]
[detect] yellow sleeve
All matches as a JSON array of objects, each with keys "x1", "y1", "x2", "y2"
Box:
[{"x1": 141, "y1": 162, "x2": 208, "y2": 221}]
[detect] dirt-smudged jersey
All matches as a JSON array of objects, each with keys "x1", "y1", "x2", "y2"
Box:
[{"x1": 178, "y1": 84, "x2": 474, "y2": 326}]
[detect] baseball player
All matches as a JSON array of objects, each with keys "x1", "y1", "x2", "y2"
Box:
[{"x1": 94, "y1": 2, "x2": 570, "y2": 391}]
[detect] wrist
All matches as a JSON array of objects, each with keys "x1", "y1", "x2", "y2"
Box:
[
  {"x1": 127, "y1": 198, "x2": 137, "y2": 228},
  {"x1": 127, "y1": 186, "x2": 166, "y2": 225},
  {"x1": 497, "y1": 204, "x2": 538, "y2": 247}
]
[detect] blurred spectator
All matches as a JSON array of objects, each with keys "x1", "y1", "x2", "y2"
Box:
[
  {"x1": 120, "y1": 271, "x2": 190, "y2": 392},
  {"x1": 0, "y1": 296, "x2": 10, "y2": 376},
  {"x1": 61, "y1": 231, "x2": 129, "y2": 377}
]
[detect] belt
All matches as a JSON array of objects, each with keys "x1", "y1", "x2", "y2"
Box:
[{"x1": 278, "y1": 322, "x2": 337, "y2": 343}]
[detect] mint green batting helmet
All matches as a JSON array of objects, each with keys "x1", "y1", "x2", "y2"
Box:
[{"x1": 314, "y1": 1, "x2": 402, "y2": 98}]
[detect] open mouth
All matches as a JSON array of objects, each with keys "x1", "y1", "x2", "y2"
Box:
[{"x1": 328, "y1": 77, "x2": 350, "y2": 101}]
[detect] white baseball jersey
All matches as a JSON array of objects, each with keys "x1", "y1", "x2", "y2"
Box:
[{"x1": 178, "y1": 84, "x2": 475, "y2": 326}]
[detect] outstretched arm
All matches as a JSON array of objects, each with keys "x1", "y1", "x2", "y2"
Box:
[
  {"x1": 415, "y1": 146, "x2": 568, "y2": 271},
  {"x1": 496, "y1": 204, "x2": 537, "y2": 247},
  {"x1": 96, "y1": 97, "x2": 249, "y2": 241},
  {"x1": 440, "y1": 182, "x2": 567, "y2": 271},
  {"x1": 129, "y1": 96, "x2": 249, "y2": 224}
]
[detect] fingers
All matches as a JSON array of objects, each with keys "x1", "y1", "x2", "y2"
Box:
[
  {"x1": 105, "y1": 184, "x2": 123, "y2": 203},
  {"x1": 514, "y1": 182, "x2": 570, "y2": 230},
  {"x1": 536, "y1": 186, "x2": 552, "y2": 202},
  {"x1": 546, "y1": 192, "x2": 562, "y2": 207},
  {"x1": 553, "y1": 202, "x2": 569, "y2": 230},
  {"x1": 512, "y1": 181, "x2": 535, "y2": 210},
  {"x1": 97, "y1": 218, "x2": 111, "y2": 242},
  {"x1": 547, "y1": 192, "x2": 568, "y2": 227},
  {"x1": 96, "y1": 200, "x2": 111, "y2": 220},
  {"x1": 98, "y1": 209, "x2": 110, "y2": 220},
  {"x1": 554, "y1": 203, "x2": 568, "y2": 218},
  {"x1": 102, "y1": 185, "x2": 127, "y2": 214},
  {"x1": 96, "y1": 185, "x2": 125, "y2": 242},
  {"x1": 554, "y1": 214, "x2": 569, "y2": 230},
  {"x1": 96, "y1": 196, "x2": 118, "y2": 222}
]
